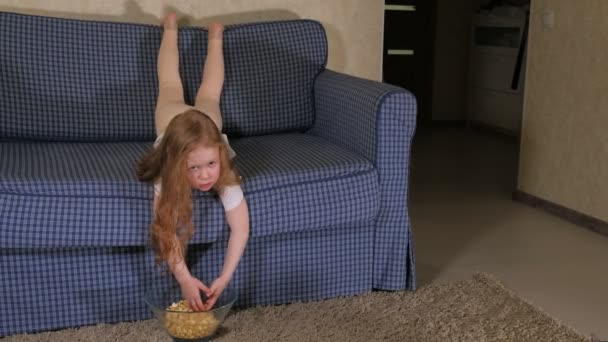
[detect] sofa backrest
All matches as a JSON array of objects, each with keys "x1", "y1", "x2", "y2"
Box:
[{"x1": 0, "y1": 12, "x2": 327, "y2": 141}]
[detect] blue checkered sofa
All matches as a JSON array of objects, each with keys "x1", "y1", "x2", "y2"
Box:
[{"x1": 0, "y1": 11, "x2": 417, "y2": 336}]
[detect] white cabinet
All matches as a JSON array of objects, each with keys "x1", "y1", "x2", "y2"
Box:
[{"x1": 466, "y1": 11, "x2": 527, "y2": 135}]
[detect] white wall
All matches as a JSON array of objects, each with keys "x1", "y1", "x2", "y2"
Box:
[
  {"x1": 518, "y1": 0, "x2": 608, "y2": 221},
  {"x1": 0, "y1": 0, "x2": 384, "y2": 81}
]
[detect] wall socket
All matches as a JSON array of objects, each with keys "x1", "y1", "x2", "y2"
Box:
[{"x1": 542, "y1": 9, "x2": 555, "y2": 29}]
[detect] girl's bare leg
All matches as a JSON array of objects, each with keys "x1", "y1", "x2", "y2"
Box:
[
  {"x1": 155, "y1": 12, "x2": 194, "y2": 135},
  {"x1": 194, "y1": 22, "x2": 224, "y2": 132}
]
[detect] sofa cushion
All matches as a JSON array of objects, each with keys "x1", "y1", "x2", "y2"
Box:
[
  {"x1": 0, "y1": 133, "x2": 378, "y2": 248},
  {"x1": 0, "y1": 12, "x2": 327, "y2": 141}
]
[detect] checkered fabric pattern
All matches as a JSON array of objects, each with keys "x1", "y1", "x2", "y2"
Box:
[
  {"x1": 0, "y1": 12, "x2": 326, "y2": 141},
  {"x1": 0, "y1": 12, "x2": 158, "y2": 141},
  {"x1": 0, "y1": 133, "x2": 377, "y2": 248},
  {"x1": 310, "y1": 70, "x2": 417, "y2": 291},
  {"x1": 182, "y1": 21, "x2": 327, "y2": 136},
  {"x1": 0, "y1": 224, "x2": 373, "y2": 336}
]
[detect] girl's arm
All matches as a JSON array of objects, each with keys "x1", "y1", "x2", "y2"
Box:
[
  {"x1": 221, "y1": 198, "x2": 250, "y2": 280},
  {"x1": 167, "y1": 238, "x2": 211, "y2": 312},
  {"x1": 154, "y1": 193, "x2": 211, "y2": 311},
  {"x1": 205, "y1": 198, "x2": 250, "y2": 309}
]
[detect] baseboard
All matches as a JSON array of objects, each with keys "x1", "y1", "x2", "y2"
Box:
[
  {"x1": 513, "y1": 190, "x2": 608, "y2": 237},
  {"x1": 428, "y1": 119, "x2": 467, "y2": 127}
]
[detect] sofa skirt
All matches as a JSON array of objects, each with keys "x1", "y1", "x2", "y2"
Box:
[{"x1": 0, "y1": 223, "x2": 374, "y2": 337}]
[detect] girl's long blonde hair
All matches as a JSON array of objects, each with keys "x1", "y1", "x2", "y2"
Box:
[{"x1": 137, "y1": 109, "x2": 240, "y2": 265}]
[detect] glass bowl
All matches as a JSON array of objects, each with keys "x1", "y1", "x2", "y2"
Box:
[{"x1": 144, "y1": 275, "x2": 237, "y2": 342}]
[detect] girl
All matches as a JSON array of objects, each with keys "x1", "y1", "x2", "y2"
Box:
[{"x1": 138, "y1": 13, "x2": 249, "y2": 312}]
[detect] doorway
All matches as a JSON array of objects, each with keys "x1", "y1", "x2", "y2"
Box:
[{"x1": 382, "y1": 0, "x2": 437, "y2": 125}]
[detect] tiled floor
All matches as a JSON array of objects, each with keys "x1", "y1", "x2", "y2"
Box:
[{"x1": 409, "y1": 125, "x2": 608, "y2": 339}]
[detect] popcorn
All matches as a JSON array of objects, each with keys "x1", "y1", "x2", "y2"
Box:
[{"x1": 164, "y1": 300, "x2": 220, "y2": 339}]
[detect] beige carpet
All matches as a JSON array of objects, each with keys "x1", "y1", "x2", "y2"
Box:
[{"x1": 5, "y1": 274, "x2": 590, "y2": 342}]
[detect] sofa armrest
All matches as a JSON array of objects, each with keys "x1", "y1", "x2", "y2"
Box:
[
  {"x1": 309, "y1": 69, "x2": 417, "y2": 290},
  {"x1": 310, "y1": 69, "x2": 416, "y2": 163}
]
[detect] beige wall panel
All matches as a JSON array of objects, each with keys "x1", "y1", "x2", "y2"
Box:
[
  {"x1": 519, "y1": 0, "x2": 608, "y2": 221},
  {"x1": 0, "y1": 0, "x2": 383, "y2": 81}
]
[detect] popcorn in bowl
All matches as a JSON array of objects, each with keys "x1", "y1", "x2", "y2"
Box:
[
  {"x1": 144, "y1": 274, "x2": 238, "y2": 342},
  {"x1": 164, "y1": 300, "x2": 220, "y2": 339}
]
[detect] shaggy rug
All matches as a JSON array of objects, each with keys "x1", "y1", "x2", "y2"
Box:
[{"x1": 4, "y1": 273, "x2": 590, "y2": 342}]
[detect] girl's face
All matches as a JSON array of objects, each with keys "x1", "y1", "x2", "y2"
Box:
[{"x1": 185, "y1": 144, "x2": 221, "y2": 192}]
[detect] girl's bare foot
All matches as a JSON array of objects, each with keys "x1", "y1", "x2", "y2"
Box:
[
  {"x1": 163, "y1": 12, "x2": 177, "y2": 30},
  {"x1": 208, "y1": 22, "x2": 224, "y2": 40}
]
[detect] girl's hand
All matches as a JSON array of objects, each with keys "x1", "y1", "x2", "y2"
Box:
[
  {"x1": 203, "y1": 276, "x2": 230, "y2": 310},
  {"x1": 178, "y1": 275, "x2": 212, "y2": 311}
]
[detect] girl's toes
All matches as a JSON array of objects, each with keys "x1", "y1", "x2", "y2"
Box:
[{"x1": 163, "y1": 12, "x2": 177, "y2": 30}]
